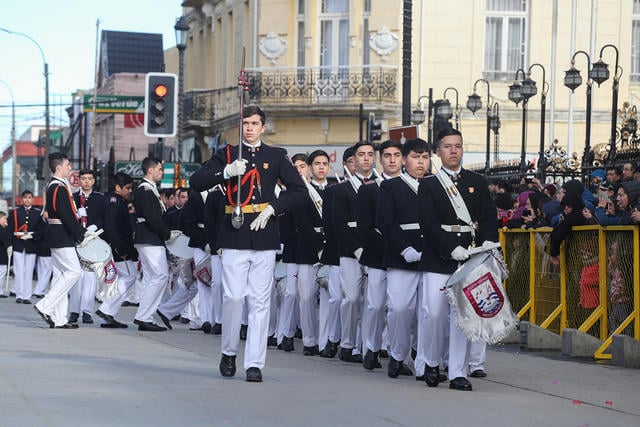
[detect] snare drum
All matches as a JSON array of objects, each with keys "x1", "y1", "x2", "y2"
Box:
[
  {"x1": 76, "y1": 238, "x2": 112, "y2": 271},
  {"x1": 165, "y1": 234, "x2": 194, "y2": 259}
]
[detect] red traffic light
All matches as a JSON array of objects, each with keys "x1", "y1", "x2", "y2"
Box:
[{"x1": 154, "y1": 84, "x2": 168, "y2": 97}]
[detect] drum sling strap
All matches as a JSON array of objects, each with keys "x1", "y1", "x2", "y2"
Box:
[{"x1": 435, "y1": 169, "x2": 475, "y2": 243}]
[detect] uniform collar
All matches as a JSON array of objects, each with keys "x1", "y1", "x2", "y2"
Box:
[
  {"x1": 311, "y1": 179, "x2": 328, "y2": 189},
  {"x1": 243, "y1": 140, "x2": 262, "y2": 152}
]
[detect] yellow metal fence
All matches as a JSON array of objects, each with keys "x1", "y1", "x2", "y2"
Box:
[{"x1": 500, "y1": 225, "x2": 640, "y2": 359}]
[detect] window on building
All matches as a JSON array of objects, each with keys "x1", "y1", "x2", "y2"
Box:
[
  {"x1": 297, "y1": 0, "x2": 305, "y2": 69},
  {"x1": 632, "y1": 0, "x2": 640, "y2": 82},
  {"x1": 320, "y1": 0, "x2": 349, "y2": 77},
  {"x1": 363, "y1": 0, "x2": 371, "y2": 74},
  {"x1": 483, "y1": 0, "x2": 528, "y2": 80}
]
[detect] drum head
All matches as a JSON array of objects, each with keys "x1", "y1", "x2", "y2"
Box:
[
  {"x1": 165, "y1": 234, "x2": 194, "y2": 259},
  {"x1": 76, "y1": 238, "x2": 112, "y2": 264}
]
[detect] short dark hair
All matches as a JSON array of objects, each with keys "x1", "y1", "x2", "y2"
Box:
[
  {"x1": 141, "y1": 156, "x2": 162, "y2": 176},
  {"x1": 162, "y1": 188, "x2": 175, "y2": 198},
  {"x1": 352, "y1": 141, "x2": 375, "y2": 154},
  {"x1": 401, "y1": 138, "x2": 430, "y2": 157},
  {"x1": 292, "y1": 153, "x2": 308, "y2": 164},
  {"x1": 21, "y1": 190, "x2": 33, "y2": 197},
  {"x1": 0, "y1": 211, "x2": 6, "y2": 219},
  {"x1": 111, "y1": 172, "x2": 133, "y2": 191},
  {"x1": 243, "y1": 105, "x2": 266, "y2": 125},
  {"x1": 434, "y1": 127, "x2": 463, "y2": 150},
  {"x1": 342, "y1": 146, "x2": 355, "y2": 163},
  {"x1": 48, "y1": 152, "x2": 68, "y2": 173},
  {"x1": 378, "y1": 140, "x2": 402, "y2": 158},
  {"x1": 78, "y1": 169, "x2": 95, "y2": 178},
  {"x1": 307, "y1": 149, "x2": 329, "y2": 165},
  {"x1": 606, "y1": 166, "x2": 622, "y2": 176},
  {"x1": 176, "y1": 187, "x2": 188, "y2": 196}
]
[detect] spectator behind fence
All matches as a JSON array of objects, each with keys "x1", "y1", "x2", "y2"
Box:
[
  {"x1": 495, "y1": 192, "x2": 514, "y2": 228},
  {"x1": 549, "y1": 192, "x2": 586, "y2": 266},
  {"x1": 607, "y1": 240, "x2": 632, "y2": 335},
  {"x1": 617, "y1": 180, "x2": 640, "y2": 225},
  {"x1": 506, "y1": 189, "x2": 535, "y2": 228},
  {"x1": 595, "y1": 182, "x2": 623, "y2": 225}
]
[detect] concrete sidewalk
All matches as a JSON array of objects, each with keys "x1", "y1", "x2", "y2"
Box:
[{"x1": 0, "y1": 297, "x2": 638, "y2": 427}]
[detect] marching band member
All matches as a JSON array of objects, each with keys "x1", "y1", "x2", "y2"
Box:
[
  {"x1": 35, "y1": 153, "x2": 95, "y2": 329},
  {"x1": 357, "y1": 139, "x2": 403, "y2": 371},
  {"x1": 376, "y1": 138, "x2": 430, "y2": 378},
  {"x1": 9, "y1": 190, "x2": 45, "y2": 304},
  {"x1": 95, "y1": 172, "x2": 136, "y2": 328},
  {"x1": 203, "y1": 185, "x2": 226, "y2": 335},
  {"x1": 69, "y1": 169, "x2": 104, "y2": 324},
  {"x1": 133, "y1": 157, "x2": 181, "y2": 331},
  {"x1": 190, "y1": 105, "x2": 306, "y2": 383},
  {"x1": 417, "y1": 128, "x2": 498, "y2": 391}
]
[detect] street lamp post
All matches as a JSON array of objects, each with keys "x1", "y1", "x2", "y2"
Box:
[
  {"x1": 488, "y1": 103, "x2": 501, "y2": 163},
  {"x1": 0, "y1": 80, "x2": 17, "y2": 207},
  {"x1": 564, "y1": 50, "x2": 592, "y2": 170},
  {"x1": 508, "y1": 69, "x2": 537, "y2": 173},
  {"x1": 466, "y1": 78, "x2": 491, "y2": 174},
  {"x1": 174, "y1": 16, "x2": 189, "y2": 163},
  {"x1": 443, "y1": 87, "x2": 461, "y2": 130},
  {"x1": 411, "y1": 89, "x2": 433, "y2": 145},
  {"x1": 0, "y1": 28, "x2": 49, "y2": 180},
  {"x1": 590, "y1": 44, "x2": 621, "y2": 163},
  {"x1": 527, "y1": 63, "x2": 549, "y2": 180}
]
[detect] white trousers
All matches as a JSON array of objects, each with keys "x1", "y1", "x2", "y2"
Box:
[
  {"x1": 210, "y1": 254, "x2": 223, "y2": 324},
  {"x1": 69, "y1": 270, "x2": 97, "y2": 315},
  {"x1": 268, "y1": 278, "x2": 278, "y2": 336},
  {"x1": 469, "y1": 341, "x2": 487, "y2": 372},
  {"x1": 364, "y1": 267, "x2": 387, "y2": 353},
  {"x1": 221, "y1": 248, "x2": 276, "y2": 370},
  {"x1": 0, "y1": 265, "x2": 7, "y2": 295},
  {"x1": 318, "y1": 265, "x2": 342, "y2": 350},
  {"x1": 386, "y1": 268, "x2": 420, "y2": 362},
  {"x1": 35, "y1": 247, "x2": 81, "y2": 326},
  {"x1": 98, "y1": 260, "x2": 138, "y2": 318},
  {"x1": 276, "y1": 262, "x2": 298, "y2": 342},
  {"x1": 134, "y1": 245, "x2": 169, "y2": 323},
  {"x1": 159, "y1": 275, "x2": 198, "y2": 318},
  {"x1": 33, "y1": 256, "x2": 52, "y2": 296},
  {"x1": 338, "y1": 257, "x2": 364, "y2": 349},
  {"x1": 419, "y1": 271, "x2": 470, "y2": 380},
  {"x1": 297, "y1": 264, "x2": 319, "y2": 347},
  {"x1": 13, "y1": 251, "x2": 36, "y2": 300},
  {"x1": 194, "y1": 248, "x2": 213, "y2": 324}
]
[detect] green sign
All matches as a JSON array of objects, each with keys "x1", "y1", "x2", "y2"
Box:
[{"x1": 83, "y1": 95, "x2": 145, "y2": 113}]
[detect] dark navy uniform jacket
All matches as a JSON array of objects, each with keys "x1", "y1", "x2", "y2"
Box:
[
  {"x1": 279, "y1": 211, "x2": 297, "y2": 263},
  {"x1": 332, "y1": 178, "x2": 367, "y2": 258},
  {"x1": 189, "y1": 142, "x2": 307, "y2": 251},
  {"x1": 73, "y1": 190, "x2": 105, "y2": 229},
  {"x1": 0, "y1": 226, "x2": 11, "y2": 264},
  {"x1": 356, "y1": 181, "x2": 385, "y2": 270},
  {"x1": 44, "y1": 178, "x2": 86, "y2": 248},
  {"x1": 377, "y1": 176, "x2": 423, "y2": 271},
  {"x1": 203, "y1": 186, "x2": 226, "y2": 254},
  {"x1": 133, "y1": 179, "x2": 171, "y2": 246},
  {"x1": 294, "y1": 183, "x2": 325, "y2": 265},
  {"x1": 181, "y1": 190, "x2": 208, "y2": 250},
  {"x1": 8, "y1": 205, "x2": 45, "y2": 253},
  {"x1": 35, "y1": 223, "x2": 51, "y2": 257},
  {"x1": 163, "y1": 206, "x2": 182, "y2": 231},
  {"x1": 319, "y1": 183, "x2": 339, "y2": 266},
  {"x1": 102, "y1": 192, "x2": 136, "y2": 261},
  {"x1": 418, "y1": 169, "x2": 498, "y2": 274}
]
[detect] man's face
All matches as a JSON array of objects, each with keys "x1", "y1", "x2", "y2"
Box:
[
  {"x1": 402, "y1": 150, "x2": 430, "y2": 178},
  {"x1": 79, "y1": 174, "x2": 95, "y2": 192},
  {"x1": 0, "y1": 216, "x2": 7, "y2": 228},
  {"x1": 380, "y1": 147, "x2": 402, "y2": 177},
  {"x1": 622, "y1": 163, "x2": 634, "y2": 180},
  {"x1": 354, "y1": 145, "x2": 375, "y2": 176},
  {"x1": 294, "y1": 160, "x2": 311, "y2": 180},
  {"x1": 606, "y1": 169, "x2": 620, "y2": 183},
  {"x1": 436, "y1": 135, "x2": 463, "y2": 171},
  {"x1": 176, "y1": 190, "x2": 188, "y2": 208},
  {"x1": 310, "y1": 155, "x2": 329, "y2": 181},
  {"x1": 344, "y1": 157, "x2": 356, "y2": 175},
  {"x1": 148, "y1": 163, "x2": 163, "y2": 183},
  {"x1": 22, "y1": 194, "x2": 33, "y2": 208},
  {"x1": 242, "y1": 114, "x2": 266, "y2": 145},
  {"x1": 58, "y1": 159, "x2": 72, "y2": 179},
  {"x1": 116, "y1": 183, "x2": 133, "y2": 201},
  {"x1": 166, "y1": 194, "x2": 175, "y2": 208}
]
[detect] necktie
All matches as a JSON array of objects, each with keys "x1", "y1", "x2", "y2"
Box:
[{"x1": 80, "y1": 193, "x2": 87, "y2": 227}]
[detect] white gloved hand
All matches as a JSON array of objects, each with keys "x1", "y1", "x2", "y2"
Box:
[
  {"x1": 401, "y1": 246, "x2": 421, "y2": 263},
  {"x1": 21, "y1": 232, "x2": 34, "y2": 240},
  {"x1": 224, "y1": 159, "x2": 248, "y2": 179},
  {"x1": 167, "y1": 230, "x2": 182, "y2": 242},
  {"x1": 249, "y1": 205, "x2": 275, "y2": 231},
  {"x1": 450, "y1": 246, "x2": 470, "y2": 261},
  {"x1": 482, "y1": 240, "x2": 500, "y2": 251},
  {"x1": 353, "y1": 247, "x2": 363, "y2": 261},
  {"x1": 204, "y1": 244, "x2": 211, "y2": 253},
  {"x1": 87, "y1": 224, "x2": 98, "y2": 233},
  {"x1": 77, "y1": 207, "x2": 87, "y2": 218}
]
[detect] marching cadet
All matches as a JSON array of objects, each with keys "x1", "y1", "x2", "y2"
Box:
[
  {"x1": 69, "y1": 169, "x2": 104, "y2": 324},
  {"x1": 357, "y1": 139, "x2": 403, "y2": 371},
  {"x1": 417, "y1": 128, "x2": 498, "y2": 391},
  {"x1": 9, "y1": 190, "x2": 45, "y2": 304},
  {"x1": 94, "y1": 172, "x2": 136, "y2": 328},
  {"x1": 203, "y1": 184, "x2": 226, "y2": 335},
  {"x1": 133, "y1": 156, "x2": 181, "y2": 332},
  {"x1": 190, "y1": 105, "x2": 306, "y2": 383},
  {"x1": 35, "y1": 153, "x2": 96, "y2": 329},
  {"x1": 332, "y1": 141, "x2": 376, "y2": 363},
  {"x1": 376, "y1": 138, "x2": 430, "y2": 378}
]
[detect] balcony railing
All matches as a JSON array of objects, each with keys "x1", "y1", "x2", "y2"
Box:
[{"x1": 183, "y1": 86, "x2": 236, "y2": 125}]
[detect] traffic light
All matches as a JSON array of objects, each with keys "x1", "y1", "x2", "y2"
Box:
[
  {"x1": 367, "y1": 113, "x2": 383, "y2": 142},
  {"x1": 144, "y1": 72, "x2": 178, "y2": 137}
]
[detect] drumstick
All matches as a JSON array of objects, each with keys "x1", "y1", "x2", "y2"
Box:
[
  {"x1": 467, "y1": 242, "x2": 501, "y2": 256},
  {"x1": 83, "y1": 228, "x2": 104, "y2": 244}
]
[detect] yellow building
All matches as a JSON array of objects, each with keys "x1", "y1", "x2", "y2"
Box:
[{"x1": 175, "y1": 0, "x2": 640, "y2": 176}]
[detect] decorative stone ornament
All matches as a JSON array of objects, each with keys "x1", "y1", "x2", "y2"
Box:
[
  {"x1": 370, "y1": 26, "x2": 399, "y2": 60},
  {"x1": 259, "y1": 32, "x2": 287, "y2": 64}
]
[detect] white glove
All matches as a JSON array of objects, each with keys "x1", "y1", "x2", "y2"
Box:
[
  {"x1": 482, "y1": 240, "x2": 500, "y2": 251},
  {"x1": 78, "y1": 230, "x2": 99, "y2": 248},
  {"x1": 204, "y1": 244, "x2": 211, "y2": 253},
  {"x1": 249, "y1": 205, "x2": 275, "y2": 231},
  {"x1": 224, "y1": 159, "x2": 248, "y2": 178},
  {"x1": 401, "y1": 247, "x2": 421, "y2": 263},
  {"x1": 21, "y1": 232, "x2": 34, "y2": 240},
  {"x1": 77, "y1": 207, "x2": 87, "y2": 218},
  {"x1": 353, "y1": 247, "x2": 363, "y2": 261},
  {"x1": 87, "y1": 224, "x2": 98, "y2": 233},
  {"x1": 450, "y1": 246, "x2": 470, "y2": 261},
  {"x1": 167, "y1": 230, "x2": 182, "y2": 242}
]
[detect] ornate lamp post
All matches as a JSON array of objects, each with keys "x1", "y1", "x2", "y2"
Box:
[
  {"x1": 467, "y1": 79, "x2": 491, "y2": 174},
  {"x1": 443, "y1": 87, "x2": 461, "y2": 130},
  {"x1": 174, "y1": 16, "x2": 189, "y2": 163},
  {"x1": 527, "y1": 63, "x2": 549, "y2": 179},
  {"x1": 590, "y1": 44, "x2": 621, "y2": 163},
  {"x1": 508, "y1": 69, "x2": 537, "y2": 173},
  {"x1": 411, "y1": 90, "x2": 433, "y2": 144},
  {"x1": 488, "y1": 103, "x2": 501, "y2": 163},
  {"x1": 564, "y1": 50, "x2": 593, "y2": 169}
]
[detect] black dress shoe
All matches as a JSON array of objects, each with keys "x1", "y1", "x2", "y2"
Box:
[
  {"x1": 424, "y1": 365, "x2": 440, "y2": 387},
  {"x1": 219, "y1": 354, "x2": 236, "y2": 377},
  {"x1": 212, "y1": 323, "x2": 222, "y2": 335},
  {"x1": 303, "y1": 345, "x2": 319, "y2": 356},
  {"x1": 202, "y1": 321, "x2": 212, "y2": 334},
  {"x1": 171, "y1": 314, "x2": 181, "y2": 321},
  {"x1": 245, "y1": 367, "x2": 263, "y2": 383},
  {"x1": 449, "y1": 377, "x2": 473, "y2": 391},
  {"x1": 32, "y1": 294, "x2": 44, "y2": 299},
  {"x1": 438, "y1": 373, "x2": 448, "y2": 382},
  {"x1": 319, "y1": 340, "x2": 338, "y2": 358},
  {"x1": 156, "y1": 310, "x2": 173, "y2": 330},
  {"x1": 133, "y1": 319, "x2": 167, "y2": 331},
  {"x1": 96, "y1": 309, "x2": 127, "y2": 328},
  {"x1": 82, "y1": 313, "x2": 94, "y2": 324},
  {"x1": 294, "y1": 327, "x2": 303, "y2": 339},
  {"x1": 34, "y1": 306, "x2": 55, "y2": 328},
  {"x1": 398, "y1": 362, "x2": 414, "y2": 376},
  {"x1": 362, "y1": 350, "x2": 381, "y2": 370},
  {"x1": 379, "y1": 349, "x2": 389, "y2": 358},
  {"x1": 387, "y1": 356, "x2": 404, "y2": 378},
  {"x1": 22, "y1": 299, "x2": 32, "y2": 305},
  {"x1": 55, "y1": 323, "x2": 79, "y2": 329},
  {"x1": 239, "y1": 324, "x2": 248, "y2": 340},
  {"x1": 68, "y1": 312, "x2": 79, "y2": 323},
  {"x1": 0, "y1": 294, "x2": 7, "y2": 298},
  {"x1": 339, "y1": 348, "x2": 363, "y2": 363},
  {"x1": 469, "y1": 369, "x2": 487, "y2": 378},
  {"x1": 15, "y1": 298, "x2": 23, "y2": 304},
  {"x1": 267, "y1": 335, "x2": 278, "y2": 347},
  {"x1": 281, "y1": 336, "x2": 295, "y2": 352},
  {"x1": 9, "y1": 292, "x2": 16, "y2": 297}
]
